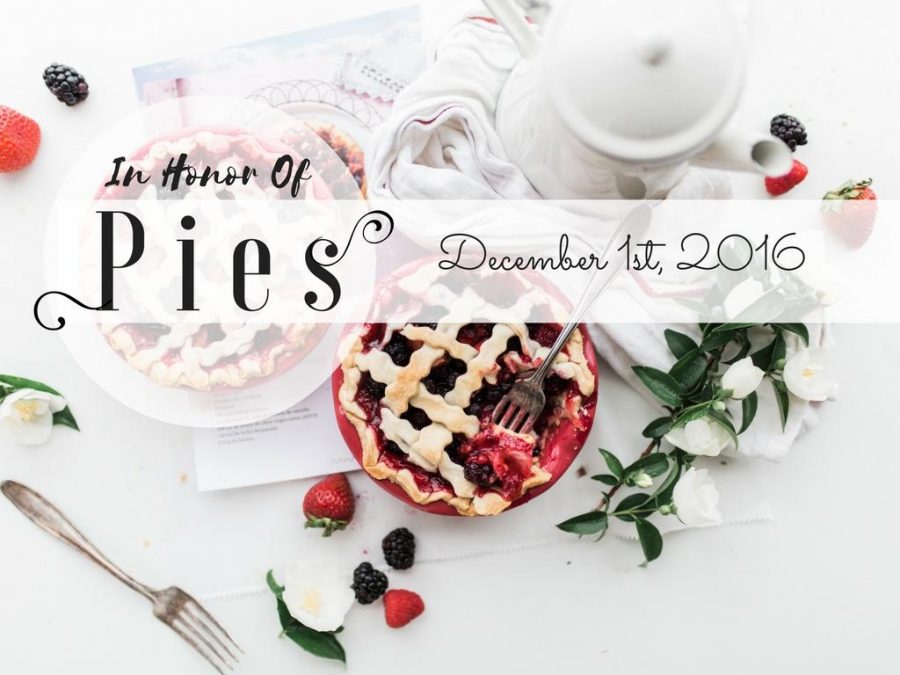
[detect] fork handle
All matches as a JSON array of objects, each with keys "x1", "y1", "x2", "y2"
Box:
[
  {"x1": 532, "y1": 203, "x2": 654, "y2": 384},
  {"x1": 1, "y1": 481, "x2": 155, "y2": 601}
]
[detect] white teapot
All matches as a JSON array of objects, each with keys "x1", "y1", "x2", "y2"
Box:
[{"x1": 484, "y1": 0, "x2": 792, "y2": 199}]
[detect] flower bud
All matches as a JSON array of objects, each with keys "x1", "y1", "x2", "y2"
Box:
[
  {"x1": 720, "y1": 357, "x2": 765, "y2": 400},
  {"x1": 632, "y1": 471, "x2": 653, "y2": 489}
]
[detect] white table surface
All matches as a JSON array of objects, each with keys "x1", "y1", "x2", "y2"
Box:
[{"x1": 2, "y1": 1, "x2": 900, "y2": 673}]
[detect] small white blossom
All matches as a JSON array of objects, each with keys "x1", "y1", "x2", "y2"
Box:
[
  {"x1": 0, "y1": 388, "x2": 67, "y2": 446},
  {"x1": 783, "y1": 348, "x2": 835, "y2": 402},
  {"x1": 282, "y1": 560, "x2": 355, "y2": 632},
  {"x1": 632, "y1": 472, "x2": 653, "y2": 489},
  {"x1": 673, "y1": 468, "x2": 722, "y2": 527},
  {"x1": 721, "y1": 357, "x2": 765, "y2": 400},
  {"x1": 664, "y1": 418, "x2": 733, "y2": 457}
]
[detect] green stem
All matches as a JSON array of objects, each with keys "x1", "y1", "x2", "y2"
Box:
[
  {"x1": 610, "y1": 507, "x2": 658, "y2": 518},
  {"x1": 596, "y1": 439, "x2": 656, "y2": 512}
]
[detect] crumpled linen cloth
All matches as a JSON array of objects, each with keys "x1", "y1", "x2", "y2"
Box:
[{"x1": 365, "y1": 14, "x2": 830, "y2": 461}]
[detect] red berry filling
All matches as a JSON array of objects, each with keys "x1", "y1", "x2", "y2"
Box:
[
  {"x1": 353, "y1": 322, "x2": 586, "y2": 502},
  {"x1": 462, "y1": 427, "x2": 535, "y2": 500}
]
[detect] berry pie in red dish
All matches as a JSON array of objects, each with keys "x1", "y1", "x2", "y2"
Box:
[{"x1": 333, "y1": 265, "x2": 598, "y2": 517}]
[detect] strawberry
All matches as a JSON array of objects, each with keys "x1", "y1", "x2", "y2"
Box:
[
  {"x1": 383, "y1": 589, "x2": 425, "y2": 628},
  {"x1": 0, "y1": 106, "x2": 41, "y2": 173},
  {"x1": 765, "y1": 160, "x2": 808, "y2": 196},
  {"x1": 822, "y1": 178, "x2": 877, "y2": 249},
  {"x1": 302, "y1": 473, "x2": 355, "y2": 536}
]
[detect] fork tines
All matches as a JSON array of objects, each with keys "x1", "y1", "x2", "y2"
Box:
[
  {"x1": 492, "y1": 383, "x2": 546, "y2": 435},
  {"x1": 157, "y1": 588, "x2": 242, "y2": 674}
]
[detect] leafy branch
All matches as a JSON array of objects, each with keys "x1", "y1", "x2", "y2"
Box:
[{"x1": 558, "y1": 323, "x2": 809, "y2": 565}]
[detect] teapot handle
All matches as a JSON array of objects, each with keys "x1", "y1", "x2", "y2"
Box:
[{"x1": 482, "y1": 0, "x2": 541, "y2": 59}]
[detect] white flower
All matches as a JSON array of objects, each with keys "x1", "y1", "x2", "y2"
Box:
[
  {"x1": 723, "y1": 278, "x2": 765, "y2": 319},
  {"x1": 0, "y1": 388, "x2": 67, "y2": 446},
  {"x1": 783, "y1": 348, "x2": 835, "y2": 402},
  {"x1": 721, "y1": 357, "x2": 765, "y2": 400},
  {"x1": 673, "y1": 468, "x2": 722, "y2": 527},
  {"x1": 664, "y1": 418, "x2": 733, "y2": 457},
  {"x1": 282, "y1": 560, "x2": 355, "y2": 632}
]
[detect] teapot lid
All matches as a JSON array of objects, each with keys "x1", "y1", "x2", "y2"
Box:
[{"x1": 542, "y1": 0, "x2": 745, "y2": 165}]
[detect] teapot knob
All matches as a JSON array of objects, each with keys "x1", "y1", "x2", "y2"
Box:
[{"x1": 635, "y1": 27, "x2": 672, "y2": 66}]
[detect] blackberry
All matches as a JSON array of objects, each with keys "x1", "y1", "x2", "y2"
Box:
[
  {"x1": 463, "y1": 456, "x2": 497, "y2": 488},
  {"x1": 382, "y1": 527, "x2": 416, "y2": 570},
  {"x1": 770, "y1": 114, "x2": 808, "y2": 152},
  {"x1": 42, "y1": 64, "x2": 90, "y2": 106},
  {"x1": 383, "y1": 333, "x2": 412, "y2": 366},
  {"x1": 401, "y1": 406, "x2": 431, "y2": 431},
  {"x1": 350, "y1": 562, "x2": 388, "y2": 604}
]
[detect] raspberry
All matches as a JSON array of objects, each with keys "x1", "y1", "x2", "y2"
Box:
[
  {"x1": 350, "y1": 562, "x2": 388, "y2": 604},
  {"x1": 765, "y1": 160, "x2": 808, "y2": 197},
  {"x1": 384, "y1": 589, "x2": 425, "y2": 628},
  {"x1": 0, "y1": 106, "x2": 41, "y2": 173},
  {"x1": 42, "y1": 63, "x2": 90, "y2": 106},
  {"x1": 382, "y1": 528, "x2": 416, "y2": 570}
]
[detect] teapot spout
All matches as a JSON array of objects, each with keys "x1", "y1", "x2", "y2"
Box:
[{"x1": 694, "y1": 129, "x2": 793, "y2": 177}]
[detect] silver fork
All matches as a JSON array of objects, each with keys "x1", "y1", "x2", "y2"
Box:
[
  {"x1": 1, "y1": 480, "x2": 242, "y2": 674},
  {"x1": 493, "y1": 203, "x2": 654, "y2": 435}
]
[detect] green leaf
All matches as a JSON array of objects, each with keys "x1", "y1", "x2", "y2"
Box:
[
  {"x1": 652, "y1": 461, "x2": 682, "y2": 506},
  {"x1": 642, "y1": 416, "x2": 674, "y2": 439},
  {"x1": 591, "y1": 474, "x2": 621, "y2": 487},
  {"x1": 0, "y1": 375, "x2": 64, "y2": 395},
  {"x1": 557, "y1": 511, "x2": 609, "y2": 536},
  {"x1": 631, "y1": 366, "x2": 683, "y2": 407},
  {"x1": 599, "y1": 449, "x2": 624, "y2": 481},
  {"x1": 708, "y1": 409, "x2": 739, "y2": 450},
  {"x1": 283, "y1": 623, "x2": 347, "y2": 664},
  {"x1": 635, "y1": 519, "x2": 664, "y2": 565},
  {"x1": 773, "y1": 323, "x2": 810, "y2": 345},
  {"x1": 669, "y1": 352, "x2": 708, "y2": 391},
  {"x1": 739, "y1": 391, "x2": 758, "y2": 434},
  {"x1": 664, "y1": 330, "x2": 698, "y2": 359},
  {"x1": 613, "y1": 493, "x2": 653, "y2": 522},
  {"x1": 772, "y1": 332, "x2": 787, "y2": 366},
  {"x1": 751, "y1": 332, "x2": 786, "y2": 372},
  {"x1": 711, "y1": 323, "x2": 758, "y2": 334},
  {"x1": 625, "y1": 453, "x2": 670, "y2": 479},
  {"x1": 276, "y1": 596, "x2": 294, "y2": 629},
  {"x1": 723, "y1": 332, "x2": 752, "y2": 365},
  {"x1": 266, "y1": 570, "x2": 285, "y2": 598},
  {"x1": 771, "y1": 379, "x2": 790, "y2": 431},
  {"x1": 0, "y1": 375, "x2": 79, "y2": 432},
  {"x1": 701, "y1": 331, "x2": 737, "y2": 352},
  {"x1": 750, "y1": 340, "x2": 774, "y2": 370},
  {"x1": 672, "y1": 403, "x2": 712, "y2": 427},
  {"x1": 53, "y1": 408, "x2": 80, "y2": 431}
]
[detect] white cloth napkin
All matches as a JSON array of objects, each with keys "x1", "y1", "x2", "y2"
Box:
[{"x1": 366, "y1": 13, "x2": 830, "y2": 461}]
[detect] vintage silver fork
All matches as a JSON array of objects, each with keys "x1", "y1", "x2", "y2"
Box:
[
  {"x1": 493, "y1": 203, "x2": 654, "y2": 435},
  {"x1": 1, "y1": 480, "x2": 242, "y2": 674}
]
